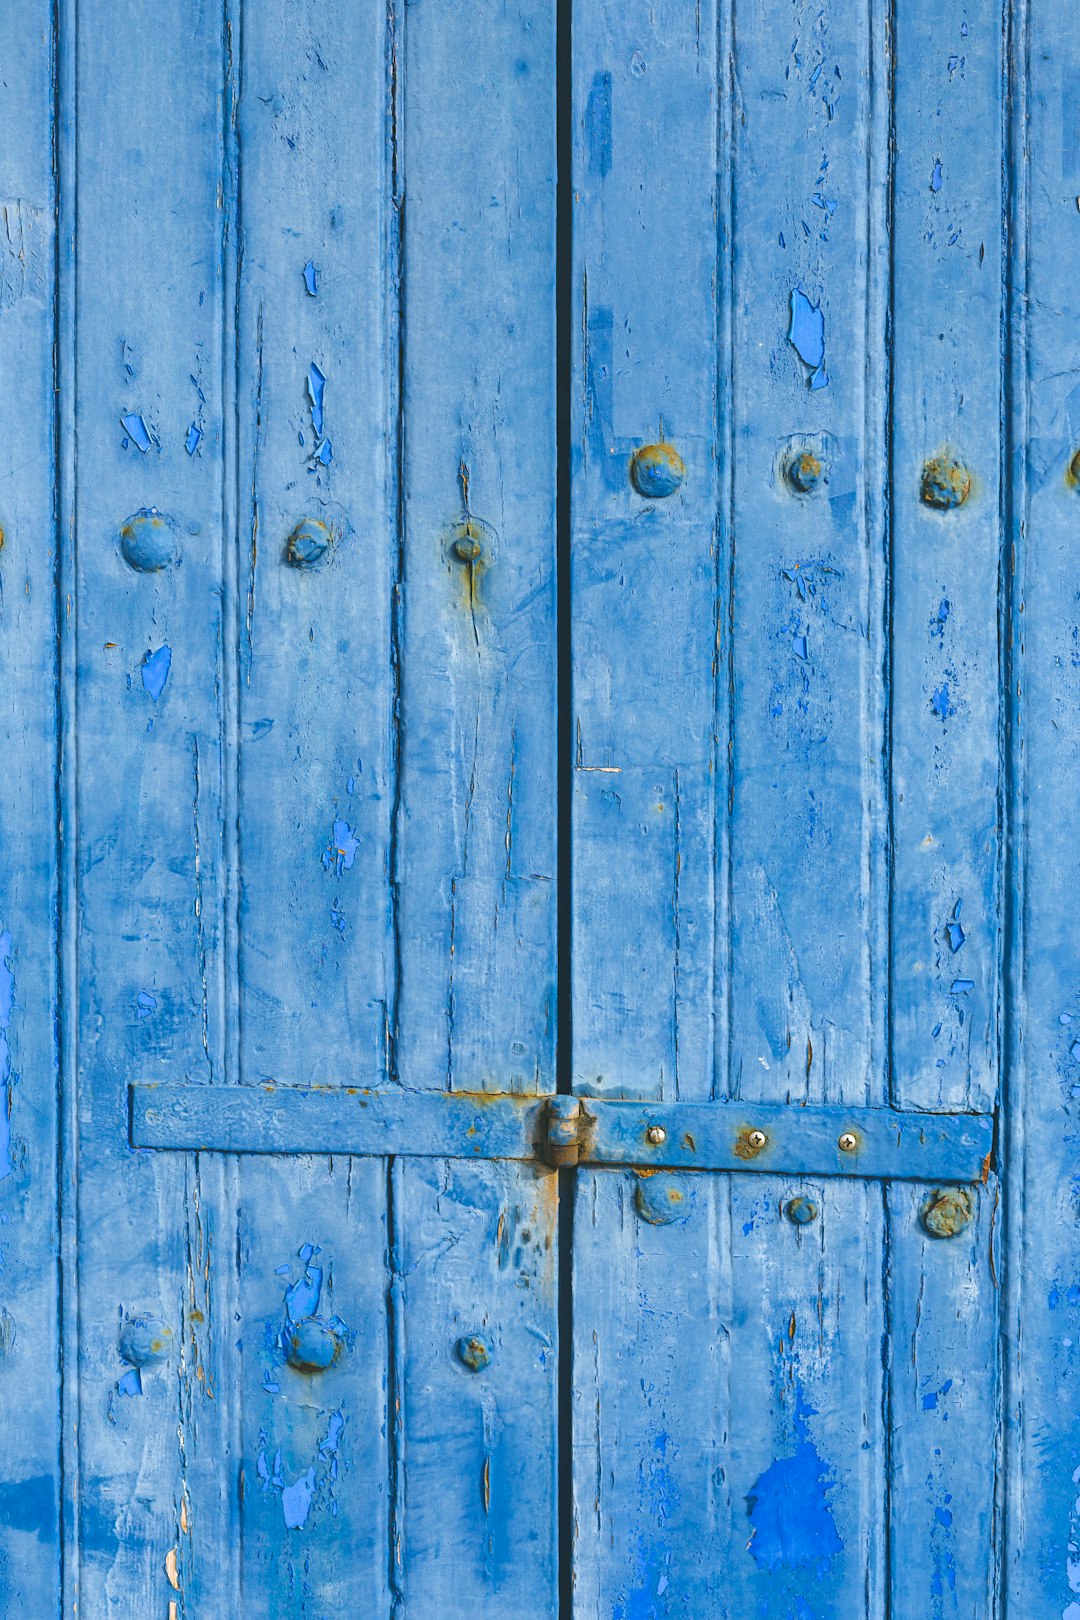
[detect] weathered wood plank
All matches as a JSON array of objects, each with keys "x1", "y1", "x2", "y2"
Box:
[
  {"x1": 571, "y1": 0, "x2": 891, "y2": 1610},
  {"x1": 391, "y1": 1, "x2": 559, "y2": 1613},
  {"x1": 1006, "y1": 2, "x2": 1080, "y2": 1610},
  {"x1": 71, "y1": 4, "x2": 235, "y2": 1612},
  {"x1": 232, "y1": 2, "x2": 394, "y2": 1607},
  {"x1": 0, "y1": 2, "x2": 61, "y2": 1610},
  {"x1": 885, "y1": 2, "x2": 1005, "y2": 1607}
]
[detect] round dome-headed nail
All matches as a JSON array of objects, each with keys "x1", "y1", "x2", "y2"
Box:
[
  {"x1": 119, "y1": 509, "x2": 179, "y2": 572},
  {"x1": 922, "y1": 1186, "x2": 974, "y2": 1239},
  {"x1": 785, "y1": 1196, "x2": 819, "y2": 1226},
  {"x1": 285, "y1": 518, "x2": 332, "y2": 569},
  {"x1": 284, "y1": 1316, "x2": 345, "y2": 1373},
  {"x1": 921, "y1": 455, "x2": 971, "y2": 510},
  {"x1": 455, "y1": 1332, "x2": 493, "y2": 1372},
  {"x1": 630, "y1": 442, "x2": 685, "y2": 498},
  {"x1": 119, "y1": 1314, "x2": 173, "y2": 1368},
  {"x1": 635, "y1": 1172, "x2": 695, "y2": 1226},
  {"x1": 786, "y1": 450, "x2": 824, "y2": 493},
  {"x1": 452, "y1": 526, "x2": 483, "y2": 562}
]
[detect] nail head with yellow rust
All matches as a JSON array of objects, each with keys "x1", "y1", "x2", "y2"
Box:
[
  {"x1": 285, "y1": 517, "x2": 331, "y2": 569},
  {"x1": 786, "y1": 1196, "x2": 819, "y2": 1225},
  {"x1": 630, "y1": 441, "x2": 685, "y2": 498},
  {"x1": 921, "y1": 455, "x2": 971, "y2": 510},
  {"x1": 118, "y1": 1313, "x2": 173, "y2": 1369},
  {"x1": 285, "y1": 1315, "x2": 345, "y2": 1373},
  {"x1": 786, "y1": 449, "x2": 824, "y2": 493},
  {"x1": 456, "y1": 1332, "x2": 493, "y2": 1372},
  {"x1": 922, "y1": 1186, "x2": 975, "y2": 1239},
  {"x1": 645, "y1": 1123, "x2": 667, "y2": 1146}
]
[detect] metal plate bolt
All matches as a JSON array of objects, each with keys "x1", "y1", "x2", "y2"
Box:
[
  {"x1": 645, "y1": 1124, "x2": 667, "y2": 1146},
  {"x1": 629, "y1": 441, "x2": 685, "y2": 498},
  {"x1": 921, "y1": 455, "x2": 971, "y2": 510},
  {"x1": 785, "y1": 1196, "x2": 819, "y2": 1225},
  {"x1": 922, "y1": 1186, "x2": 975, "y2": 1239},
  {"x1": 456, "y1": 1333, "x2": 493, "y2": 1373},
  {"x1": 747, "y1": 1129, "x2": 767, "y2": 1152},
  {"x1": 838, "y1": 1131, "x2": 858, "y2": 1153}
]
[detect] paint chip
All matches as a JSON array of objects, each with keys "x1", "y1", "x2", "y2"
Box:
[
  {"x1": 308, "y1": 363, "x2": 326, "y2": 435},
  {"x1": 185, "y1": 423, "x2": 202, "y2": 456},
  {"x1": 141, "y1": 645, "x2": 172, "y2": 702},
  {"x1": 930, "y1": 158, "x2": 943, "y2": 192},
  {"x1": 303, "y1": 260, "x2": 318, "y2": 296},
  {"x1": 120, "y1": 412, "x2": 153, "y2": 453},
  {"x1": 788, "y1": 287, "x2": 828, "y2": 389}
]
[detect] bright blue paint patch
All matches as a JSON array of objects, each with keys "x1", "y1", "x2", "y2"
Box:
[
  {"x1": 585, "y1": 72, "x2": 612, "y2": 177},
  {"x1": 930, "y1": 158, "x2": 943, "y2": 192},
  {"x1": 0, "y1": 932, "x2": 13, "y2": 1181},
  {"x1": 308, "y1": 363, "x2": 326, "y2": 435},
  {"x1": 303, "y1": 259, "x2": 318, "y2": 296},
  {"x1": 793, "y1": 634, "x2": 809, "y2": 660},
  {"x1": 323, "y1": 819, "x2": 360, "y2": 874},
  {"x1": 931, "y1": 683, "x2": 954, "y2": 719},
  {"x1": 117, "y1": 1368, "x2": 142, "y2": 1398},
  {"x1": 951, "y1": 979, "x2": 975, "y2": 994},
  {"x1": 281, "y1": 1467, "x2": 316, "y2": 1530},
  {"x1": 284, "y1": 1263, "x2": 323, "y2": 1323},
  {"x1": 946, "y1": 901, "x2": 965, "y2": 953},
  {"x1": 330, "y1": 909, "x2": 346, "y2": 933},
  {"x1": 311, "y1": 437, "x2": 333, "y2": 467},
  {"x1": 141, "y1": 645, "x2": 172, "y2": 701},
  {"x1": 120, "y1": 412, "x2": 152, "y2": 452},
  {"x1": 788, "y1": 287, "x2": 828, "y2": 388},
  {"x1": 746, "y1": 1392, "x2": 842, "y2": 1574},
  {"x1": 185, "y1": 422, "x2": 202, "y2": 455},
  {"x1": 135, "y1": 990, "x2": 157, "y2": 1020}
]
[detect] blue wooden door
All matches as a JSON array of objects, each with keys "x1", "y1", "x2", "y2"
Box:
[{"x1": 0, "y1": 0, "x2": 1077, "y2": 1615}]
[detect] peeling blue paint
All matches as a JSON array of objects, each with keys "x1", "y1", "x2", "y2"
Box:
[
  {"x1": 746, "y1": 1392, "x2": 842, "y2": 1573},
  {"x1": 308, "y1": 363, "x2": 326, "y2": 435},
  {"x1": 185, "y1": 422, "x2": 202, "y2": 455},
  {"x1": 0, "y1": 932, "x2": 13, "y2": 1181},
  {"x1": 119, "y1": 411, "x2": 153, "y2": 452},
  {"x1": 281, "y1": 1467, "x2": 317, "y2": 1530},
  {"x1": 141, "y1": 645, "x2": 172, "y2": 702},
  {"x1": 788, "y1": 287, "x2": 829, "y2": 389},
  {"x1": 135, "y1": 990, "x2": 157, "y2": 1020},
  {"x1": 303, "y1": 259, "x2": 319, "y2": 296},
  {"x1": 322, "y1": 819, "x2": 359, "y2": 875},
  {"x1": 931, "y1": 158, "x2": 943, "y2": 191}
]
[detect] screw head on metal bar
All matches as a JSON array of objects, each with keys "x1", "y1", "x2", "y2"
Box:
[
  {"x1": 838, "y1": 1131, "x2": 859, "y2": 1153},
  {"x1": 645, "y1": 1124, "x2": 667, "y2": 1146},
  {"x1": 747, "y1": 1129, "x2": 767, "y2": 1151}
]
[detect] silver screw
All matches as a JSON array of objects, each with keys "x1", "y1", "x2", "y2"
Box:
[
  {"x1": 838, "y1": 1131, "x2": 858, "y2": 1153},
  {"x1": 645, "y1": 1125, "x2": 667, "y2": 1146},
  {"x1": 747, "y1": 1129, "x2": 767, "y2": 1151}
]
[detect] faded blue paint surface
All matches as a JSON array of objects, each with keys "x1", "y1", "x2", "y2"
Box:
[{"x1": 1, "y1": 0, "x2": 1077, "y2": 1614}]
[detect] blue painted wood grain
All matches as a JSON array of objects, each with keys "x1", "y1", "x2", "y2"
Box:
[
  {"x1": 884, "y1": 3, "x2": 1005, "y2": 1610},
  {"x1": 232, "y1": 2, "x2": 392, "y2": 1606},
  {"x1": 389, "y1": 4, "x2": 558, "y2": 1611},
  {"x1": 0, "y1": 2, "x2": 61, "y2": 1610},
  {"x1": 69, "y1": 2, "x2": 239, "y2": 1615},
  {"x1": 1007, "y1": 1, "x2": 1080, "y2": 1611}
]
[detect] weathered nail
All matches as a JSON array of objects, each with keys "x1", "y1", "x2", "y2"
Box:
[
  {"x1": 452, "y1": 527, "x2": 483, "y2": 562},
  {"x1": 635, "y1": 1172, "x2": 694, "y2": 1226},
  {"x1": 838, "y1": 1131, "x2": 859, "y2": 1154},
  {"x1": 645, "y1": 1124, "x2": 667, "y2": 1146},
  {"x1": 285, "y1": 518, "x2": 331, "y2": 569},
  {"x1": 785, "y1": 1196, "x2": 819, "y2": 1225},
  {"x1": 922, "y1": 1186, "x2": 974, "y2": 1239},
  {"x1": 284, "y1": 1316, "x2": 345, "y2": 1373},
  {"x1": 119, "y1": 508, "x2": 179, "y2": 572},
  {"x1": 119, "y1": 1314, "x2": 173, "y2": 1368},
  {"x1": 786, "y1": 450, "x2": 824, "y2": 493},
  {"x1": 630, "y1": 441, "x2": 685, "y2": 498},
  {"x1": 921, "y1": 455, "x2": 971, "y2": 510},
  {"x1": 456, "y1": 1332, "x2": 493, "y2": 1373}
]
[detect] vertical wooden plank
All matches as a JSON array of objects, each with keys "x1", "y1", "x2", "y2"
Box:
[
  {"x1": 392, "y1": 2, "x2": 559, "y2": 1614},
  {"x1": 571, "y1": 0, "x2": 890, "y2": 1614},
  {"x1": 1007, "y1": 1, "x2": 1080, "y2": 1611},
  {"x1": 0, "y1": 1, "x2": 61, "y2": 1610},
  {"x1": 885, "y1": 2, "x2": 1005, "y2": 1610},
  {"x1": 72, "y1": 5, "x2": 235, "y2": 1612},
  {"x1": 232, "y1": 1, "x2": 392, "y2": 1606}
]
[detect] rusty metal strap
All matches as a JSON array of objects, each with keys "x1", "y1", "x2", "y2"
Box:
[{"x1": 130, "y1": 1083, "x2": 994, "y2": 1184}]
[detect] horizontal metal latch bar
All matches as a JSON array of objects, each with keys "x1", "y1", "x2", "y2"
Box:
[{"x1": 130, "y1": 1084, "x2": 994, "y2": 1184}]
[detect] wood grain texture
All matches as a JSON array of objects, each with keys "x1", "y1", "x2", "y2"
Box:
[
  {"x1": 0, "y1": 2, "x2": 61, "y2": 1610},
  {"x1": 70, "y1": 2, "x2": 237, "y2": 1614},
  {"x1": 390, "y1": 1, "x2": 558, "y2": 1611},
  {"x1": 1007, "y1": 0, "x2": 1080, "y2": 1611}
]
